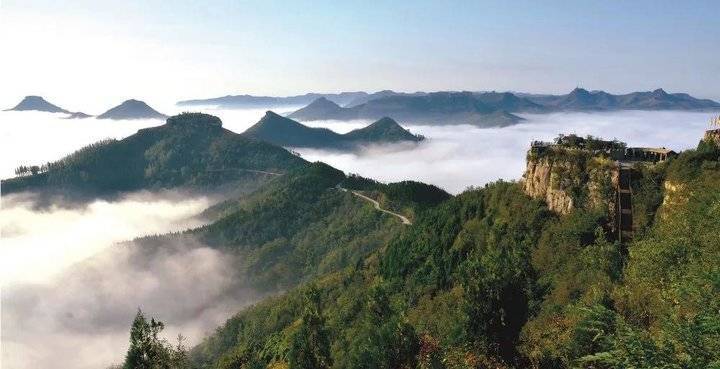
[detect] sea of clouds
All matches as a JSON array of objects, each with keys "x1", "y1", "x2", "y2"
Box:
[
  {"x1": 296, "y1": 110, "x2": 716, "y2": 193},
  {"x1": 2, "y1": 108, "x2": 715, "y2": 193},
  {"x1": 0, "y1": 106, "x2": 717, "y2": 368}
]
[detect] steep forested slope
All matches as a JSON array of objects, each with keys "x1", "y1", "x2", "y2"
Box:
[
  {"x1": 135, "y1": 163, "x2": 435, "y2": 293},
  {"x1": 186, "y1": 136, "x2": 720, "y2": 369}
]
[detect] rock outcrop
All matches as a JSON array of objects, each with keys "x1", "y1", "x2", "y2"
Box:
[
  {"x1": 703, "y1": 129, "x2": 720, "y2": 147},
  {"x1": 523, "y1": 157, "x2": 576, "y2": 214},
  {"x1": 522, "y1": 144, "x2": 617, "y2": 215}
]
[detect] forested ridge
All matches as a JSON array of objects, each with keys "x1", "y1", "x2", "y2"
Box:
[
  {"x1": 179, "y1": 136, "x2": 719, "y2": 369},
  {"x1": 1, "y1": 113, "x2": 305, "y2": 196},
  {"x1": 130, "y1": 162, "x2": 445, "y2": 295}
]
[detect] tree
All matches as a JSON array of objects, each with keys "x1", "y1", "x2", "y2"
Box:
[
  {"x1": 287, "y1": 285, "x2": 333, "y2": 369},
  {"x1": 345, "y1": 282, "x2": 420, "y2": 369},
  {"x1": 14, "y1": 165, "x2": 27, "y2": 176},
  {"x1": 123, "y1": 309, "x2": 188, "y2": 369}
]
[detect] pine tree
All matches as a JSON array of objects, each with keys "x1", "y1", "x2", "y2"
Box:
[{"x1": 287, "y1": 286, "x2": 332, "y2": 369}]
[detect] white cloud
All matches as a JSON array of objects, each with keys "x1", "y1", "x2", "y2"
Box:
[
  {"x1": 0, "y1": 191, "x2": 256, "y2": 369},
  {"x1": 2, "y1": 108, "x2": 715, "y2": 195},
  {"x1": 2, "y1": 239, "x2": 258, "y2": 369},
  {"x1": 294, "y1": 110, "x2": 716, "y2": 193}
]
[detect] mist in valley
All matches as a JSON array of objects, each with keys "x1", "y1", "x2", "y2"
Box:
[
  {"x1": 3, "y1": 108, "x2": 714, "y2": 193},
  {"x1": 1, "y1": 190, "x2": 262, "y2": 369},
  {"x1": 297, "y1": 110, "x2": 716, "y2": 193}
]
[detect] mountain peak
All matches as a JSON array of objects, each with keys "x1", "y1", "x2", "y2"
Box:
[
  {"x1": 263, "y1": 110, "x2": 283, "y2": 119},
  {"x1": 166, "y1": 112, "x2": 222, "y2": 128},
  {"x1": 570, "y1": 87, "x2": 591, "y2": 95},
  {"x1": 254, "y1": 110, "x2": 306, "y2": 130},
  {"x1": 244, "y1": 112, "x2": 340, "y2": 147},
  {"x1": 6, "y1": 95, "x2": 70, "y2": 113},
  {"x1": 652, "y1": 88, "x2": 668, "y2": 96},
  {"x1": 308, "y1": 96, "x2": 341, "y2": 108},
  {"x1": 287, "y1": 97, "x2": 348, "y2": 120},
  {"x1": 344, "y1": 117, "x2": 424, "y2": 143},
  {"x1": 369, "y1": 116, "x2": 400, "y2": 128},
  {"x1": 97, "y1": 99, "x2": 167, "y2": 120}
]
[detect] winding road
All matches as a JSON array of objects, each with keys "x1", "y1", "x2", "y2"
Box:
[
  {"x1": 206, "y1": 168, "x2": 284, "y2": 176},
  {"x1": 338, "y1": 187, "x2": 413, "y2": 225},
  {"x1": 209, "y1": 169, "x2": 412, "y2": 225}
]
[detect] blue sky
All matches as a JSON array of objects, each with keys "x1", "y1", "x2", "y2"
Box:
[{"x1": 1, "y1": 0, "x2": 718, "y2": 107}]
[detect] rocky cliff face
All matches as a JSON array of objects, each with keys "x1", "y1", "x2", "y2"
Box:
[
  {"x1": 703, "y1": 129, "x2": 720, "y2": 147},
  {"x1": 522, "y1": 147, "x2": 617, "y2": 214},
  {"x1": 523, "y1": 157, "x2": 575, "y2": 214}
]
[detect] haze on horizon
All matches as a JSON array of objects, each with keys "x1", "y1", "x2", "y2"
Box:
[{"x1": 1, "y1": 0, "x2": 719, "y2": 111}]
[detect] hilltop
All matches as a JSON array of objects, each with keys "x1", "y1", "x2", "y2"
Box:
[
  {"x1": 64, "y1": 111, "x2": 93, "y2": 119},
  {"x1": 2, "y1": 112, "x2": 305, "y2": 196},
  {"x1": 5, "y1": 96, "x2": 70, "y2": 113},
  {"x1": 286, "y1": 97, "x2": 352, "y2": 120},
  {"x1": 243, "y1": 111, "x2": 423, "y2": 149},
  {"x1": 342, "y1": 116, "x2": 424, "y2": 143},
  {"x1": 96, "y1": 99, "x2": 168, "y2": 120}
]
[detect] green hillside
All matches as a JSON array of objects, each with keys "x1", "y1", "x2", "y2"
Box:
[
  {"x1": 2, "y1": 113, "x2": 305, "y2": 196},
  {"x1": 182, "y1": 136, "x2": 720, "y2": 369}
]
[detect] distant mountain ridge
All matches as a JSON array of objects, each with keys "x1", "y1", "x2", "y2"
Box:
[
  {"x1": 343, "y1": 90, "x2": 427, "y2": 107},
  {"x1": 521, "y1": 87, "x2": 720, "y2": 111},
  {"x1": 96, "y1": 99, "x2": 168, "y2": 120},
  {"x1": 242, "y1": 111, "x2": 423, "y2": 149},
  {"x1": 288, "y1": 92, "x2": 527, "y2": 127},
  {"x1": 177, "y1": 88, "x2": 719, "y2": 127},
  {"x1": 177, "y1": 92, "x2": 368, "y2": 108}
]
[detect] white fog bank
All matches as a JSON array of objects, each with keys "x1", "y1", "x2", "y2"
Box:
[
  {"x1": 0, "y1": 190, "x2": 258, "y2": 369},
  {"x1": 0, "y1": 191, "x2": 213, "y2": 285},
  {"x1": 4, "y1": 108, "x2": 714, "y2": 194},
  {"x1": 2, "y1": 240, "x2": 259, "y2": 369},
  {"x1": 295, "y1": 110, "x2": 717, "y2": 193}
]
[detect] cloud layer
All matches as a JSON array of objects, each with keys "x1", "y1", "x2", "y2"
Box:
[
  {"x1": 1, "y1": 191, "x2": 213, "y2": 285},
  {"x1": 295, "y1": 110, "x2": 717, "y2": 193},
  {"x1": 1, "y1": 191, "x2": 258, "y2": 369}
]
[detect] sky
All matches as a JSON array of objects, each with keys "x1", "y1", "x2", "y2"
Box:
[{"x1": 1, "y1": 0, "x2": 719, "y2": 111}]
